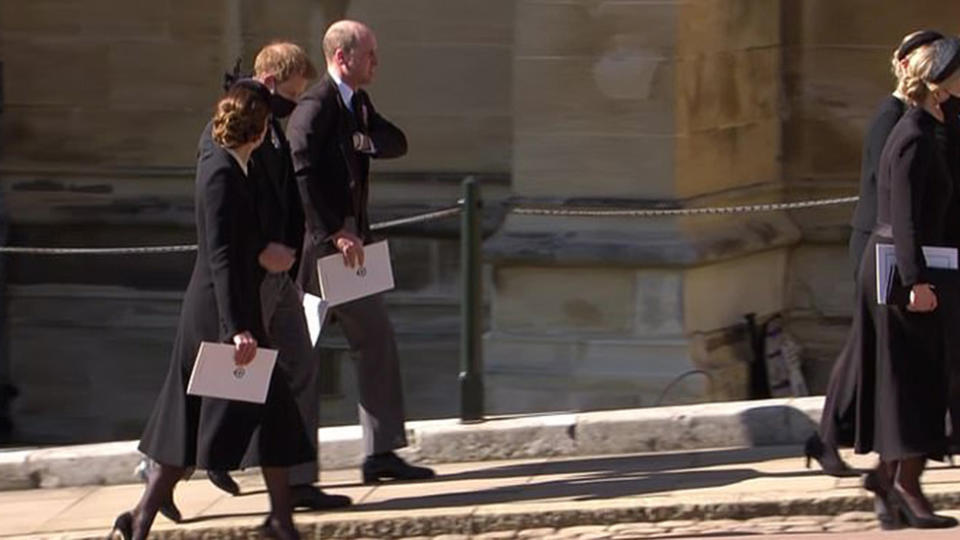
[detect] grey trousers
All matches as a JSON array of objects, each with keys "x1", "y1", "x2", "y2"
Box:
[
  {"x1": 330, "y1": 294, "x2": 408, "y2": 455},
  {"x1": 261, "y1": 273, "x2": 319, "y2": 486}
]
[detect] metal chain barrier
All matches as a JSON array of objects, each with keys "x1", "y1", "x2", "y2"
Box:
[
  {"x1": 370, "y1": 204, "x2": 463, "y2": 231},
  {"x1": 0, "y1": 205, "x2": 466, "y2": 255},
  {"x1": 0, "y1": 195, "x2": 858, "y2": 255},
  {"x1": 510, "y1": 195, "x2": 859, "y2": 218}
]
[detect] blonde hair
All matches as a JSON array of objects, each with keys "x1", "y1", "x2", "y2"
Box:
[
  {"x1": 254, "y1": 42, "x2": 317, "y2": 83},
  {"x1": 211, "y1": 86, "x2": 270, "y2": 148},
  {"x1": 896, "y1": 42, "x2": 939, "y2": 106}
]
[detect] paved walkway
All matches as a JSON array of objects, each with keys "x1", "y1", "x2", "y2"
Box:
[{"x1": 2, "y1": 446, "x2": 960, "y2": 539}]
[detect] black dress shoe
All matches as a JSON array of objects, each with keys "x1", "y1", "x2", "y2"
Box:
[
  {"x1": 158, "y1": 495, "x2": 183, "y2": 523},
  {"x1": 362, "y1": 452, "x2": 436, "y2": 484},
  {"x1": 207, "y1": 470, "x2": 241, "y2": 496},
  {"x1": 258, "y1": 517, "x2": 301, "y2": 540},
  {"x1": 291, "y1": 484, "x2": 352, "y2": 510}
]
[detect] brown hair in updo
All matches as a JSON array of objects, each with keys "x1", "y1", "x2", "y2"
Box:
[{"x1": 211, "y1": 85, "x2": 270, "y2": 148}]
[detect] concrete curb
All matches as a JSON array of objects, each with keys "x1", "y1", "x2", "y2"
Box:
[
  {"x1": 57, "y1": 491, "x2": 960, "y2": 539},
  {"x1": 0, "y1": 396, "x2": 825, "y2": 490}
]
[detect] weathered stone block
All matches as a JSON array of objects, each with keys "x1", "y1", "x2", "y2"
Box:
[
  {"x1": 684, "y1": 248, "x2": 789, "y2": 332},
  {"x1": 514, "y1": 56, "x2": 675, "y2": 136},
  {"x1": 516, "y1": 0, "x2": 679, "y2": 57},
  {"x1": 786, "y1": 244, "x2": 854, "y2": 318},
  {"x1": 415, "y1": 414, "x2": 578, "y2": 462},
  {"x1": 677, "y1": 0, "x2": 781, "y2": 55},
  {"x1": 372, "y1": 114, "x2": 513, "y2": 173},
  {"x1": 167, "y1": 0, "x2": 231, "y2": 41},
  {"x1": 350, "y1": 0, "x2": 515, "y2": 45},
  {"x1": 676, "y1": 119, "x2": 781, "y2": 197},
  {"x1": 782, "y1": 0, "x2": 960, "y2": 47},
  {"x1": 0, "y1": 40, "x2": 110, "y2": 107},
  {"x1": 107, "y1": 40, "x2": 226, "y2": 109},
  {"x1": 0, "y1": 0, "x2": 169, "y2": 39},
  {"x1": 375, "y1": 46, "x2": 510, "y2": 116},
  {"x1": 675, "y1": 49, "x2": 780, "y2": 133},
  {"x1": 1, "y1": 107, "x2": 205, "y2": 167},
  {"x1": 783, "y1": 117, "x2": 862, "y2": 182},
  {"x1": 513, "y1": 133, "x2": 675, "y2": 198},
  {"x1": 491, "y1": 267, "x2": 636, "y2": 334}
]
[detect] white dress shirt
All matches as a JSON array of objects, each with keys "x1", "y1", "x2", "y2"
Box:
[{"x1": 328, "y1": 68, "x2": 355, "y2": 111}]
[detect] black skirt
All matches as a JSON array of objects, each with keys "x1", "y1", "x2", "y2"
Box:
[
  {"x1": 845, "y1": 233, "x2": 950, "y2": 461},
  {"x1": 138, "y1": 283, "x2": 315, "y2": 471}
]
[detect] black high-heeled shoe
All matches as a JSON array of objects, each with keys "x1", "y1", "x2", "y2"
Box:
[
  {"x1": 888, "y1": 487, "x2": 959, "y2": 529},
  {"x1": 106, "y1": 512, "x2": 133, "y2": 540},
  {"x1": 803, "y1": 434, "x2": 860, "y2": 477},
  {"x1": 862, "y1": 470, "x2": 902, "y2": 530}
]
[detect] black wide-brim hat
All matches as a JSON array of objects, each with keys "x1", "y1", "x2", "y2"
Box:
[{"x1": 930, "y1": 37, "x2": 960, "y2": 84}]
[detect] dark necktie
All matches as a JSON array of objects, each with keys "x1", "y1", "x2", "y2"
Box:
[{"x1": 351, "y1": 91, "x2": 366, "y2": 132}]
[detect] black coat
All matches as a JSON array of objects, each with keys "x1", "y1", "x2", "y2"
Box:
[
  {"x1": 138, "y1": 142, "x2": 312, "y2": 470},
  {"x1": 845, "y1": 107, "x2": 955, "y2": 461},
  {"x1": 197, "y1": 119, "x2": 305, "y2": 279},
  {"x1": 850, "y1": 96, "x2": 906, "y2": 233},
  {"x1": 286, "y1": 74, "x2": 407, "y2": 294}
]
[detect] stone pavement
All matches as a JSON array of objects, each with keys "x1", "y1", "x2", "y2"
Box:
[{"x1": 3, "y1": 445, "x2": 960, "y2": 539}]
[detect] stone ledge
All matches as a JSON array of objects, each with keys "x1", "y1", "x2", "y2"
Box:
[{"x1": 0, "y1": 396, "x2": 825, "y2": 491}]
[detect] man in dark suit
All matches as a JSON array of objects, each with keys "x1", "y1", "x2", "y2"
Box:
[{"x1": 287, "y1": 20, "x2": 435, "y2": 483}]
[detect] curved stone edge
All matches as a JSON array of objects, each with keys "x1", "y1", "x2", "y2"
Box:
[
  {"x1": 0, "y1": 397, "x2": 825, "y2": 490},
  {"x1": 57, "y1": 491, "x2": 960, "y2": 540}
]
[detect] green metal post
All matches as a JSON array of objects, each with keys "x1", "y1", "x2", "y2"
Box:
[{"x1": 459, "y1": 177, "x2": 484, "y2": 423}]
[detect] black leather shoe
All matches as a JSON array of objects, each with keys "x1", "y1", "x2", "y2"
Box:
[
  {"x1": 258, "y1": 516, "x2": 301, "y2": 540},
  {"x1": 158, "y1": 495, "x2": 183, "y2": 523},
  {"x1": 362, "y1": 452, "x2": 436, "y2": 484},
  {"x1": 207, "y1": 470, "x2": 241, "y2": 496},
  {"x1": 291, "y1": 484, "x2": 352, "y2": 510}
]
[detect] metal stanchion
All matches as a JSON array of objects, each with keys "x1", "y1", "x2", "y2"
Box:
[{"x1": 459, "y1": 177, "x2": 484, "y2": 423}]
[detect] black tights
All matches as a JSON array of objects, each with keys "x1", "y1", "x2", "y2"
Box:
[
  {"x1": 877, "y1": 457, "x2": 936, "y2": 517},
  {"x1": 129, "y1": 464, "x2": 298, "y2": 540}
]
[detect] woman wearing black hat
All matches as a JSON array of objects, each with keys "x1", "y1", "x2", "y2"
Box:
[
  {"x1": 107, "y1": 84, "x2": 314, "y2": 540},
  {"x1": 806, "y1": 30, "x2": 944, "y2": 479},
  {"x1": 854, "y1": 36, "x2": 960, "y2": 530}
]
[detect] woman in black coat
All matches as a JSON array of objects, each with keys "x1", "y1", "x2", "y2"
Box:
[
  {"x1": 807, "y1": 31, "x2": 943, "y2": 478},
  {"x1": 109, "y1": 85, "x2": 313, "y2": 540},
  {"x1": 851, "y1": 37, "x2": 960, "y2": 530}
]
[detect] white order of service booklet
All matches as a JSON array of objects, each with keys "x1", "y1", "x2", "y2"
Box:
[
  {"x1": 875, "y1": 243, "x2": 958, "y2": 304},
  {"x1": 186, "y1": 342, "x2": 278, "y2": 404},
  {"x1": 317, "y1": 240, "x2": 395, "y2": 306}
]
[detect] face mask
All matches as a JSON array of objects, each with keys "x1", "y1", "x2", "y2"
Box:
[
  {"x1": 270, "y1": 92, "x2": 297, "y2": 119},
  {"x1": 942, "y1": 95, "x2": 960, "y2": 125}
]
